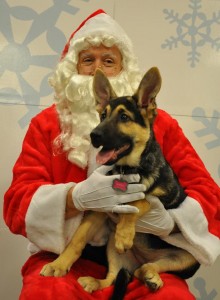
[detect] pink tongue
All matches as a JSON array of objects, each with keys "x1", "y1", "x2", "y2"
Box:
[{"x1": 96, "y1": 149, "x2": 116, "y2": 164}]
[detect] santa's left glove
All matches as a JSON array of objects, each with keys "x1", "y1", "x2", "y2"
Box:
[{"x1": 135, "y1": 195, "x2": 175, "y2": 237}]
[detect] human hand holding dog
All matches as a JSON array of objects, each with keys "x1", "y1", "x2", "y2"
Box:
[
  {"x1": 72, "y1": 165, "x2": 146, "y2": 214},
  {"x1": 135, "y1": 195, "x2": 175, "y2": 237}
]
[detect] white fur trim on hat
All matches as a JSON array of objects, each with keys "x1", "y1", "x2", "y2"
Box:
[{"x1": 70, "y1": 12, "x2": 134, "y2": 55}]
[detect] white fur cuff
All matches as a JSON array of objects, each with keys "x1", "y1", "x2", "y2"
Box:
[
  {"x1": 163, "y1": 197, "x2": 220, "y2": 265},
  {"x1": 25, "y1": 183, "x2": 83, "y2": 254}
]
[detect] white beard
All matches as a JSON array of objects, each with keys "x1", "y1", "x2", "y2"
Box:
[{"x1": 54, "y1": 70, "x2": 139, "y2": 169}]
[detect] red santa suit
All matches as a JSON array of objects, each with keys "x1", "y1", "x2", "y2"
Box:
[{"x1": 4, "y1": 9, "x2": 220, "y2": 300}]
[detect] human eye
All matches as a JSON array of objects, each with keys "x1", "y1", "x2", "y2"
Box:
[
  {"x1": 103, "y1": 56, "x2": 114, "y2": 67},
  {"x1": 82, "y1": 56, "x2": 93, "y2": 65}
]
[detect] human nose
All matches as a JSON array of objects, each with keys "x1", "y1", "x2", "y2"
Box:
[{"x1": 91, "y1": 60, "x2": 103, "y2": 75}]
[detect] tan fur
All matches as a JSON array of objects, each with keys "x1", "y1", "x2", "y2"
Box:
[
  {"x1": 115, "y1": 200, "x2": 150, "y2": 253},
  {"x1": 117, "y1": 107, "x2": 150, "y2": 167}
]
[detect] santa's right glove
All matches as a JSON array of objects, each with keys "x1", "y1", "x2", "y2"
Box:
[{"x1": 72, "y1": 165, "x2": 146, "y2": 214}]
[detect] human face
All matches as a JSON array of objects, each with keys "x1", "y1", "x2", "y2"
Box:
[{"x1": 77, "y1": 44, "x2": 123, "y2": 77}]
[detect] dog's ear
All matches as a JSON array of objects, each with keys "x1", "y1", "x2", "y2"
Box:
[
  {"x1": 135, "y1": 67, "x2": 161, "y2": 108},
  {"x1": 93, "y1": 69, "x2": 117, "y2": 113},
  {"x1": 134, "y1": 67, "x2": 161, "y2": 123}
]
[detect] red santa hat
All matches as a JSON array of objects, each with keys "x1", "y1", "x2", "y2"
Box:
[
  {"x1": 60, "y1": 9, "x2": 140, "y2": 76},
  {"x1": 61, "y1": 9, "x2": 105, "y2": 59}
]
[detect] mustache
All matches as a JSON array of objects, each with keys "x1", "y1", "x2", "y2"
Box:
[{"x1": 64, "y1": 71, "x2": 134, "y2": 105}]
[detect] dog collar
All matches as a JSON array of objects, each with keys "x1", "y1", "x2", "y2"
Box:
[{"x1": 114, "y1": 165, "x2": 140, "y2": 175}]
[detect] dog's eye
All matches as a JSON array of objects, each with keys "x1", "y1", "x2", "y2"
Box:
[
  {"x1": 120, "y1": 113, "x2": 130, "y2": 122},
  {"x1": 100, "y1": 112, "x2": 106, "y2": 121}
]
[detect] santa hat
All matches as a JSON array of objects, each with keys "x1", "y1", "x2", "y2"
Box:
[
  {"x1": 60, "y1": 9, "x2": 140, "y2": 77},
  {"x1": 61, "y1": 9, "x2": 105, "y2": 59}
]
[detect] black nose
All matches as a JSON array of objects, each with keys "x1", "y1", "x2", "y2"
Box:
[{"x1": 90, "y1": 129, "x2": 103, "y2": 148}]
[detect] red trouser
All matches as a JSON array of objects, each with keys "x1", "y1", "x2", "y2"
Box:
[{"x1": 19, "y1": 252, "x2": 195, "y2": 300}]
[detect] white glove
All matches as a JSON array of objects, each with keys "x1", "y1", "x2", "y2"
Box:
[
  {"x1": 72, "y1": 165, "x2": 146, "y2": 214},
  {"x1": 135, "y1": 195, "x2": 175, "y2": 237}
]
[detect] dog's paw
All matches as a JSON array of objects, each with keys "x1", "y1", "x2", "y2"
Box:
[
  {"x1": 78, "y1": 276, "x2": 100, "y2": 293},
  {"x1": 40, "y1": 262, "x2": 69, "y2": 277},
  {"x1": 115, "y1": 227, "x2": 135, "y2": 253},
  {"x1": 134, "y1": 265, "x2": 163, "y2": 291},
  {"x1": 144, "y1": 270, "x2": 163, "y2": 291}
]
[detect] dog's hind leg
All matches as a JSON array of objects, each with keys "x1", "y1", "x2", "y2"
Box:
[
  {"x1": 40, "y1": 212, "x2": 107, "y2": 277},
  {"x1": 78, "y1": 231, "x2": 124, "y2": 293},
  {"x1": 115, "y1": 199, "x2": 150, "y2": 253},
  {"x1": 134, "y1": 249, "x2": 198, "y2": 291}
]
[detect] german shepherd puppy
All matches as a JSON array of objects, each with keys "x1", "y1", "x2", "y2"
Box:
[{"x1": 40, "y1": 67, "x2": 199, "y2": 299}]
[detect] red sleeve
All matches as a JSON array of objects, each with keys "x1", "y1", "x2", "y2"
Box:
[
  {"x1": 3, "y1": 106, "x2": 60, "y2": 236},
  {"x1": 154, "y1": 110, "x2": 220, "y2": 238}
]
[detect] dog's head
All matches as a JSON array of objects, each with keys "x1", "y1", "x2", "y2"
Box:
[{"x1": 90, "y1": 67, "x2": 162, "y2": 166}]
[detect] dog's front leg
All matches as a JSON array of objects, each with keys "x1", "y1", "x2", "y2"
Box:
[
  {"x1": 115, "y1": 199, "x2": 150, "y2": 253},
  {"x1": 40, "y1": 212, "x2": 107, "y2": 277}
]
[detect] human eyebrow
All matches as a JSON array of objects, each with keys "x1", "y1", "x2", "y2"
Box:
[
  {"x1": 79, "y1": 53, "x2": 93, "y2": 59},
  {"x1": 101, "y1": 53, "x2": 118, "y2": 59}
]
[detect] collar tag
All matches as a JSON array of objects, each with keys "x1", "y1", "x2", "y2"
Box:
[{"x1": 112, "y1": 178, "x2": 128, "y2": 192}]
